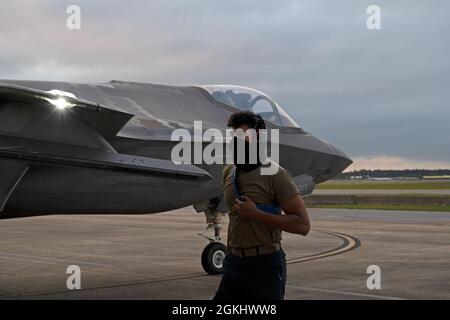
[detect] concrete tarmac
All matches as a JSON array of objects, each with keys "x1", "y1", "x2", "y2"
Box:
[
  {"x1": 0, "y1": 207, "x2": 449, "y2": 300},
  {"x1": 314, "y1": 189, "x2": 450, "y2": 195}
]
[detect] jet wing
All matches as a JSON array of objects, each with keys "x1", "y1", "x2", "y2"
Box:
[
  {"x1": 0, "y1": 84, "x2": 211, "y2": 180},
  {"x1": 0, "y1": 134, "x2": 211, "y2": 180},
  {"x1": 0, "y1": 83, "x2": 134, "y2": 140}
]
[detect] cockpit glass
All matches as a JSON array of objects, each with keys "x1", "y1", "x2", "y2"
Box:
[{"x1": 200, "y1": 85, "x2": 299, "y2": 128}]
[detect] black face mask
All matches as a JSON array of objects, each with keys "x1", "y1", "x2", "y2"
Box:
[{"x1": 233, "y1": 137, "x2": 261, "y2": 173}]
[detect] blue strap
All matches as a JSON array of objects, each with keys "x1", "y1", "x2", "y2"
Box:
[
  {"x1": 231, "y1": 166, "x2": 281, "y2": 215},
  {"x1": 256, "y1": 203, "x2": 281, "y2": 214}
]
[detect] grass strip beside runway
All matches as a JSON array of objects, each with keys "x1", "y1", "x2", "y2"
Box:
[
  {"x1": 308, "y1": 204, "x2": 450, "y2": 212},
  {"x1": 317, "y1": 180, "x2": 450, "y2": 190}
]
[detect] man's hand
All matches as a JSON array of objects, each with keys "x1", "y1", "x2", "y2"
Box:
[
  {"x1": 235, "y1": 194, "x2": 310, "y2": 236},
  {"x1": 234, "y1": 196, "x2": 260, "y2": 219}
]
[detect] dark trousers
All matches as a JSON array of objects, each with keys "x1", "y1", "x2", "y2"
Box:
[{"x1": 213, "y1": 249, "x2": 287, "y2": 300}]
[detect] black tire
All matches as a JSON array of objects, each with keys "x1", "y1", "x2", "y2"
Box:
[{"x1": 201, "y1": 242, "x2": 227, "y2": 275}]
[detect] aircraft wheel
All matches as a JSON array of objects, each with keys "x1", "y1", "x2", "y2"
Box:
[{"x1": 201, "y1": 242, "x2": 226, "y2": 275}]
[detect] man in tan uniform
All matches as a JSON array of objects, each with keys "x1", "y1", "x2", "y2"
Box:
[{"x1": 213, "y1": 111, "x2": 311, "y2": 300}]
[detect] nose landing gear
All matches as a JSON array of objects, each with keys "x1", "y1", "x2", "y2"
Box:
[
  {"x1": 201, "y1": 241, "x2": 227, "y2": 275},
  {"x1": 198, "y1": 222, "x2": 226, "y2": 275},
  {"x1": 196, "y1": 199, "x2": 227, "y2": 275}
]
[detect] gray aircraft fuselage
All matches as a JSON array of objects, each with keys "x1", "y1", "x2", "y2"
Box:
[{"x1": 0, "y1": 80, "x2": 352, "y2": 219}]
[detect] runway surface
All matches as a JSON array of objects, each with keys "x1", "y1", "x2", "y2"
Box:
[
  {"x1": 1, "y1": 207, "x2": 449, "y2": 300},
  {"x1": 314, "y1": 189, "x2": 450, "y2": 195}
]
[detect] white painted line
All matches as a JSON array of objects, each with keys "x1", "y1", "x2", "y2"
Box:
[{"x1": 286, "y1": 284, "x2": 407, "y2": 300}]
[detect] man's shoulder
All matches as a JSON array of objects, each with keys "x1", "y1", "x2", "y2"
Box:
[
  {"x1": 267, "y1": 162, "x2": 296, "y2": 186},
  {"x1": 262, "y1": 161, "x2": 288, "y2": 177},
  {"x1": 275, "y1": 164, "x2": 290, "y2": 177},
  {"x1": 269, "y1": 162, "x2": 300, "y2": 201},
  {"x1": 222, "y1": 162, "x2": 291, "y2": 180}
]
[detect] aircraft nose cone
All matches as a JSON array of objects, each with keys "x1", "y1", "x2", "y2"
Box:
[
  {"x1": 310, "y1": 143, "x2": 353, "y2": 184},
  {"x1": 329, "y1": 144, "x2": 353, "y2": 176}
]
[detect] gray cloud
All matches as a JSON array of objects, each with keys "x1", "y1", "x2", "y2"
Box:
[{"x1": 0, "y1": 0, "x2": 449, "y2": 166}]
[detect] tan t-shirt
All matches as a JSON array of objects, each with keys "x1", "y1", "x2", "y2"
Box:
[{"x1": 223, "y1": 161, "x2": 300, "y2": 249}]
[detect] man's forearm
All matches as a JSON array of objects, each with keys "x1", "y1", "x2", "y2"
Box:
[{"x1": 251, "y1": 208, "x2": 310, "y2": 235}]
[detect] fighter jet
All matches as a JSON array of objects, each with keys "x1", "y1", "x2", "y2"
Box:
[{"x1": 0, "y1": 80, "x2": 352, "y2": 274}]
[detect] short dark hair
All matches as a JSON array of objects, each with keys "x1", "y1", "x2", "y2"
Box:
[{"x1": 227, "y1": 111, "x2": 266, "y2": 130}]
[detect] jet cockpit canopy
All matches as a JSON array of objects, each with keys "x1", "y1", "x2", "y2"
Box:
[{"x1": 200, "y1": 85, "x2": 299, "y2": 128}]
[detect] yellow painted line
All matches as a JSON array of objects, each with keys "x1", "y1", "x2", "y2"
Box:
[{"x1": 287, "y1": 230, "x2": 359, "y2": 264}]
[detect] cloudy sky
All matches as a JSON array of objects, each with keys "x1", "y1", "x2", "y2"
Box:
[{"x1": 1, "y1": 0, "x2": 449, "y2": 170}]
